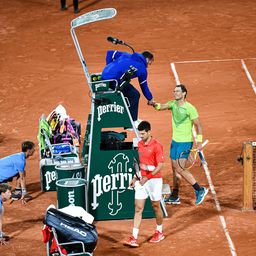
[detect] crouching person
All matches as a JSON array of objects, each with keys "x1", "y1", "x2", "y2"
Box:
[
  {"x1": 0, "y1": 183, "x2": 12, "y2": 245},
  {"x1": 0, "y1": 141, "x2": 35, "y2": 203}
]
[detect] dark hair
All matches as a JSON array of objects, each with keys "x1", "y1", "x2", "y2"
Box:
[
  {"x1": 21, "y1": 141, "x2": 35, "y2": 152},
  {"x1": 176, "y1": 84, "x2": 187, "y2": 98},
  {"x1": 138, "y1": 121, "x2": 151, "y2": 132},
  {"x1": 141, "y1": 51, "x2": 154, "y2": 61},
  {"x1": 0, "y1": 183, "x2": 12, "y2": 194}
]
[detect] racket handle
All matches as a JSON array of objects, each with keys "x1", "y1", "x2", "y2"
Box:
[
  {"x1": 202, "y1": 139, "x2": 209, "y2": 148},
  {"x1": 135, "y1": 173, "x2": 141, "y2": 181}
]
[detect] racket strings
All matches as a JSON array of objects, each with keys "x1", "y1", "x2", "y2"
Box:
[
  {"x1": 178, "y1": 149, "x2": 198, "y2": 170},
  {"x1": 187, "y1": 150, "x2": 198, "y2": 168}
]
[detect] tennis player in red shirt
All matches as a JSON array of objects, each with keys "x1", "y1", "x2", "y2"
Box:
[{"x1": 124, "y1": 121, "x2": 165, "y2": 247}]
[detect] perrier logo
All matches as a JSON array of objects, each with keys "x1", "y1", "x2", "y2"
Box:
[
  {"x1": 91, "y1": 153, "x2": 133, "y2": 216},
  {"x1": 97, "y1": 102, "x2": 124, "y2": 121}
]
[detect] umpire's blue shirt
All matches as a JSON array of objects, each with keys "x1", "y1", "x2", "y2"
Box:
[
  {"x1": 0, "y1": 152, "x2": 26, "y2": 182},
  {"x1": 101, "y1": 51, "x2": 153, "y2": 101}
]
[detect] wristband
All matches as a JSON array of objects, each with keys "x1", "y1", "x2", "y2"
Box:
[
  {"x1": 155, "y1": 103, "x2": 161, "y2": 110},
  {"x1": 22, "y1": 189, "x2": 27, "y2": 196},
  {"x1": 196, "y1": 134, "x2": 203, "y2": 143}
]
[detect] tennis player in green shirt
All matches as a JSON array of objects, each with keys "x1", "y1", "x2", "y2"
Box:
[{"x1": 153, "y1": 84, "x2": 208, "y2": 205}]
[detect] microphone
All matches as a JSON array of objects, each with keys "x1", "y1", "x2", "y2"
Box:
[{"x1": 107, "y1": 36, "x2": 124, "y2": 45}]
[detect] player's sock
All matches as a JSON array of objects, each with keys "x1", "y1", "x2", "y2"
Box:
[
  {"x1": 156, "y1": 225, "x2": 163, "y2": 233},
  {"x1": 132, "y1": 228, "x2": 139, "y2": 239},
  {"x1": 192, "y1": 182, "x2": 201, "y2": 191}
]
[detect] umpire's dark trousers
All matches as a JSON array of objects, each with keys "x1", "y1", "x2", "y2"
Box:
[
  {"x1": 121, "y1": 83, "x2": 140, "y2": 121},
  {"x1": 108, "y1": 81, "x2": 140, "y2": 121}
]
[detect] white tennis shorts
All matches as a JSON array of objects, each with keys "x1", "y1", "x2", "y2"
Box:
[{"x1": 134, "y1": 178, "x2": 163, "y2": 201}]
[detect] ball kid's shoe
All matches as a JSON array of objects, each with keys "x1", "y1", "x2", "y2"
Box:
[
  {"x1": 11, "y1": 191, "x2": 21, "y2": 201},
  {"x1": 11, "y1": 191, "x2": 32, "y2": 201},
  {"x1": 60, "y1": 6, "x2": 68, "y2": 11}
]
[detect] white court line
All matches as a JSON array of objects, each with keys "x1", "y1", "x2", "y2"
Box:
[
  {"x1": 241, "y1": 59, "x2": 256, "y2": 94},
  {"x1": 170, "y1": 62, "x2": 237, "y2": 256},
  {"x1": 174, "y1": 57, "x2": 256, "y2": 64},
  {"x1": 170, "y1": 63, "x2": 180, "y2": 84}
]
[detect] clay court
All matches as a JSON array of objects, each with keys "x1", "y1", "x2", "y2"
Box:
[{"x1": 1, "y1": 0, "x2": 256, "y2": 255}]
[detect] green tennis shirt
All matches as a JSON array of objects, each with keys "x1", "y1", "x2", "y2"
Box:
[{"x1": 168, "y1": 100, "x2": 199, "y2": 142}]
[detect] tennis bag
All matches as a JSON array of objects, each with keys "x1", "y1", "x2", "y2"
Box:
[
  {"x1": 101, "y1": 131, "x2": 126, "y2": 150},
  {"x1": 45, "y1": 208, "x2": 98, "y2": 253}
]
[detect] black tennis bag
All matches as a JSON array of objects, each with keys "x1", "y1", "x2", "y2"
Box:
[
  {"x1": 45, "y1": 208, "x2": 98, "y2": 253},
  {"x1": 100, "y1": 131, "x2": 126, "y2": 150}
]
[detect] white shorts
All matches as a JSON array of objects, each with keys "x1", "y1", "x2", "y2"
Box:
[{"x1": 134, "y1": 178, "x2": 163, "y2": 201}]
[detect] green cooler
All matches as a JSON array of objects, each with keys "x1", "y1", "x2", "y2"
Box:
[
  {"x1": 40, "y1": 157, "x2": 80, "y2": 192},
  {"x1": 56, "y1": 178, "x2": 86, "y2": 209},
  {"x1": 55, "y1": 163, "x2": 85, "y2": 181}
]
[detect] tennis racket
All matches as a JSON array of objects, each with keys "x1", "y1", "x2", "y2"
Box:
[
  {"x1": 177, "y1": 140, "x2": 209, "y2": 171},
  {"x1": 132, "y1": 157, "x2": 142, "y2": 180}
]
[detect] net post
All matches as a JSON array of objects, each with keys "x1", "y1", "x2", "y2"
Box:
[{"x1": 243, "y1": 142, "x2": 254, "y2": 211}]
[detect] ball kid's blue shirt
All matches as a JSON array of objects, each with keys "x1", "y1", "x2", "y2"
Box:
[
  {"x1": 101, "y1": 51, "x2": 153, "y2": 101},
  {"x1": 0, "y1": 152, "x2": 26, "y2": 182}
]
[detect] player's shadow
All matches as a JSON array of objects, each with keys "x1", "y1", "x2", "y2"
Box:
[
  {"x1": 78, "y1": 0, "x2": 104, "y2": 12},
  {"x1": 99, "y1": 231, "x2": 141, "y2": 256},
  {"x1": 0, "y1": 133, "x2": 4, "y2": 143},
  {"x1": 26, "y1": 181, "x2": 45, "y2": 200},
  {"x1": 162, "y1": 206, "x2": 219, "y2": 239},
  {"x1": 217, "y1": 196, "x2": 243, "y2": 210},
  {"x1": 26, "y1": 181, "x2": 41, "y2": 192},
  {"x1": 4, "y1": 216, "x2": 45, "y2": 238}
]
